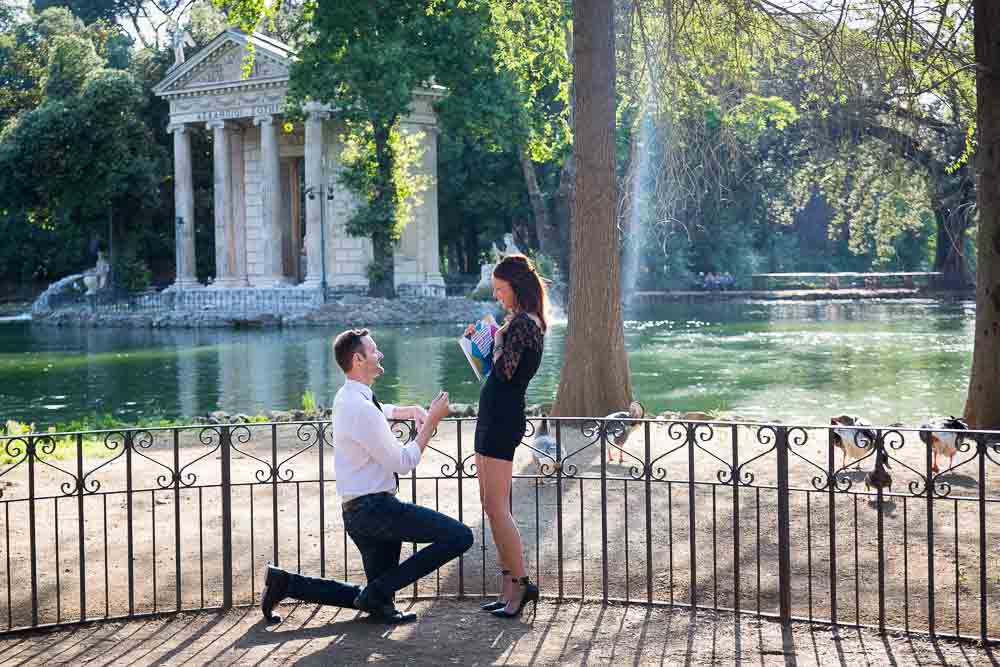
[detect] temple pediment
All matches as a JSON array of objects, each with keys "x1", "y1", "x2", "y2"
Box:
[{"x1": 154, "y1": 29, "x2": 292, "y2": 99}]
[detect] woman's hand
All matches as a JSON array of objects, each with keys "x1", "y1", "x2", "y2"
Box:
[
  {"x1": 492, "y1": 327, "x2": 505, "y2": 362},
  {"x1": 464, "y1": 323, "x2": 476, "y2": 337}
]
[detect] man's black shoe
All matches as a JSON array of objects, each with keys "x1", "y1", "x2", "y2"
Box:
[
  {"x1": 366, "y1": 604, "x2": 417, "y2": 624},
  {"x1": 354, "y1": 587, "x2": 416, "y2": 624},
  {"x1": 352, "y1": 586, "x2": 384, "y2": 615},
  {"x1": 261, "y1": 565, "x2": 290, "y2": 623}
]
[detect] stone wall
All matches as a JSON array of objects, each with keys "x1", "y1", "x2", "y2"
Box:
[{"x1": 33, "y1": 293, "x2": 496, "y2": 328}]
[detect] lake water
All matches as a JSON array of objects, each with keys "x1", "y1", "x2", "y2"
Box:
[{"x1": 0, "y1": 298, "x2": 975, "y2": 428}]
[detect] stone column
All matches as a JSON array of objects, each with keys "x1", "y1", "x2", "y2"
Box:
[
  {"x1": 253, "y1": 114, "x2": 288, "y2": 286},
  {"x1": 419, "y1": 125, "x2": 444, "y2": 288},
  {"x1": 169, "y1": 123, "x2": 200, "y2": 288},
  {"x1": 402, "y1": 122, "x2": 445, "y2": 292},
  {"x1": 302, "y1": 102, "x2": 329, "y2": 290},
  {"x1": 229, "y1": 124, "x2": 249, "y2": 286},
  {"x1": 208, "y1": 120, "x2": 237, "y2": 287}
]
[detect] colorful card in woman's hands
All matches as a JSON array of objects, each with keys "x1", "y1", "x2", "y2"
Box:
[{"x1": 459, "y1": 314, "x2": 498, "y2": 382}]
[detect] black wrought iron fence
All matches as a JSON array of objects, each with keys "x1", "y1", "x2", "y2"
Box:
[{"x1": 1, "y1": 417, "x2": 999, "y2": 642}]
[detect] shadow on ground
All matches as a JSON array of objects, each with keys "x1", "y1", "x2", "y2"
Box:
[{"x1": 1, "y1": 599, "x2": 997, "y2": 666}]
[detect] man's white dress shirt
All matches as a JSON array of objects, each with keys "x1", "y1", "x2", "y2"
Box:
[{"x1": 332, "y1": 379, "x2": 423, "y2": 502}]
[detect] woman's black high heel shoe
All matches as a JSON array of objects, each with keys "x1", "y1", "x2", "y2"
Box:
[
  {"x1": 491, "y1": 576, "x2": 539, "y2": 618},
  {"x1": 480, "y1": 570, "x2": 510, "y2": 611}
]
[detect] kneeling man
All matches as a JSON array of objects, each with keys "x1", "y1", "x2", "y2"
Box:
[{"x1": 261, "y1": 328, "x2": 473, "y2": 623}]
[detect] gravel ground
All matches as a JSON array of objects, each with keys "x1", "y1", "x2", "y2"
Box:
[{"x1": 1, "y1": 600, "x2": 997, "y2": 666}]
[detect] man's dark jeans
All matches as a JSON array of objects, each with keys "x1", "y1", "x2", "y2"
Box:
[
  {"x1": 342, "y1": 492, "x2": 474, "y2": 604},
  {"x1": 283, "y1": 571, "x2": 361, "y2": 608}
]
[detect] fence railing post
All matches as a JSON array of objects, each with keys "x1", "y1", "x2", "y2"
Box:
[
  {"x1": 318, "y1": 421, "x2": 326, "y2": 579},
  {"x1": 776, "y1": 426, "x2": 792, "y2": 624},
  {"x1": 27, "y1": 436, "x2": 38, "y2": 627},
  {"x1": 600, "y1": 420, "x2": 609, "y2": 604},
  {"x1": 456, "y1": 420, "x2": 465, "y2": 598},
  {"x1": 76, "y1": 433, "x2": 86, "y2": 621},
  {"x1": 125, "y1": 431, "x2": 135, "y2": 616},
  {"x1": 220, "y1": 425, "x2": 234, "y2": 609},
  {"x1": 687, "y1": 423, "x2": 698, "y2": 608},
  {"x1": 978, "y1": 435, "x2": 988, "y2": 642}
]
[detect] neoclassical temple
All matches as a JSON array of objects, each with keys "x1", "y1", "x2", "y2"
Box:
[{"x1": 153, "y1": 29, "x2": 446, "y2": 302}]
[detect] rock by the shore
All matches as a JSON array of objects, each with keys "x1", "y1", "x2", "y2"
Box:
[{"x1": 286, "y1": 296, "x2": 496, "y2": 327}]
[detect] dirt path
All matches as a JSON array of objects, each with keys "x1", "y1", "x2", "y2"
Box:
[{"x1": 0, "y1": 600, "x2": 996, "y2": 666}]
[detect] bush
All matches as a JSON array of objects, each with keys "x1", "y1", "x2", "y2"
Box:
[{"x1": 112, "y1": 247, "x2": 152, "y2": 292}]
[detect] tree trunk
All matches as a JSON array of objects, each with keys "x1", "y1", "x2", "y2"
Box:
[
  {"x1": 520, "y1": 148, "x2": 558, "y2": 258},
  {"x1": 369, "y1": 123, "x2": 396, "y2": 298},
  {"x1": 552, "y1": 0, "x2": 633, "y2": 418},
  {"x1": 931, "y1": 173, "x2": 974, "y2": 289},
  {"x1": 933, "y1": 212, "x2": 972, "y2": 288},
  {"x1": 463, "y1": 218, "x2": 479, "y2": 274},
  {"x1": 965, "y1": 1, "x2": 1000, "y2": 429},
  {"x1": 553, "y1": 155, "x2": 574, "y2": 279},
  {"x1": 446, "y1": 240, "x2": 461, "y2": 276}
]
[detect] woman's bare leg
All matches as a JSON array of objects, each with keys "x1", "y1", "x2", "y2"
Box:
[
  {"x1": 480, "y1": 455, "x2": 525, "y2": 580},
  {"x1": 477, "y1": 454, "x2": 510, "y2": 601}
]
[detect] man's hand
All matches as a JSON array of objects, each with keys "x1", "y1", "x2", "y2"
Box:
[
  {"x1": 410, "y1": 405, "x2": 429, "y2": 432},
  {"x1": 392, "y1": 405, "x2": 429, "y2": 431},
  {"x1": 413, "y1": 392, "x2": 450, "y2": 453},
  {"x1": 429, "y1": 391, "x2": 450, "y2": 422}
]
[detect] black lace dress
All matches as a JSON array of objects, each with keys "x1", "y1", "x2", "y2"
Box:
[{"x1": 474, "y1": 312, "x2": 545, "y2": 461}]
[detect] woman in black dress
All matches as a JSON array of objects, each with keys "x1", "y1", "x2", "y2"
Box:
[{"x1": 466, "y1": 254, "x2": 547, "y2": 618}]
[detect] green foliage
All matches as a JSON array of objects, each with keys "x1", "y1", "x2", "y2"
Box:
[
  {"x1": 288, "y1": 2, "x2": 441, "y2": 130},
  {"x1": 337, "y1": 123, "x2": 427, "y2": 243},
  {"x1": 0, "y1": 67, "x2": 165, "y2": 233},
  {"x1": 526, "y1": 250, "x2": 558, "y2": 284},
  {"x1": 0, "y1": 213, "x2": 90, "y2": 282},
  {"x1": 773, "y1": 141, "x2": 937, "y2": 268},
  {"x1": 1, "y1": 418, "x2": 117, "y2": 464},
  {"x1": 483, "y1": 0, "x2": 570, "y2": 161},
  {"x1": 723, "y1": 95, "x2": 799, "y2": 141},
  {"x1": 285, "y1": 1, "x2": 512, "y2": 295},
  {"x1": 43, "y1": 34, "x2": 102, "y2": 99},
  {"x1": 112, "y1": 245, "x2": 152, "y2": 291},
  {"x1": 301, "y1": 389, "x2": 316, "y2": 413},
  {"x1": 34, "y1": 6, "x2": 85, "y2": 38},
  {"x1": 33, "y1": 0, "x2": 140, "y2": 25},
  {"x1": 0, "y1": 4, "x2": 172, "y2": 287},
  {"x1": 0, "y1": 22, "x2": 45, "y2": 126},
  {"x1": 0, "y1": 0, "x2": 978, "y2": 297}
]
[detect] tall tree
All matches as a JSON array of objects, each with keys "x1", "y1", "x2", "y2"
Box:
[
  {"x1": 485, "y1": 0, "x2": 570, "y2": 260},
  {"x1": 33, "y1": 0, "x2": 137, "y2": 25},
  {"x1": 287, "y1": 2, "x2": 450, "y2": 297},
  {"x1": 552, "y1": 0, "x2": 632, "y2": 417},
  {"x1": 965, "y1": 0, "x2": 1000, "y2": 428}
]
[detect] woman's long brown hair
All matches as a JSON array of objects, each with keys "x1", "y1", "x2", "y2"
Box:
[{"x1": 493, "y1": 254, "x2": 549, "y2": 332}]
